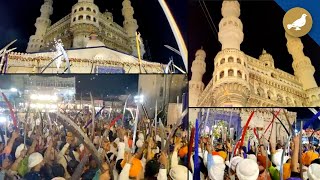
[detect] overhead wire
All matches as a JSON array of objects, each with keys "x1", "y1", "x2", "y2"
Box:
[{"x1": 198, "y1": 0, "x2": 219, "y2": 40}]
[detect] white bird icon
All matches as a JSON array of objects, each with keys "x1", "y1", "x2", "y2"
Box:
[{"x1": 287, "y1": 14, "x2": 307, "y2": 31}]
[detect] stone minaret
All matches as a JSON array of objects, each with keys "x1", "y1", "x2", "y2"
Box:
[
  {"x1": 189, "y1": 48, "x2": 206, "y2": 107},
  {"x1": 122, "y1": 0, "x2": 145, "y2": 57},
  {"x1": 218, "y1": 0, "x2": 244, "y2": 50},
  {"x1": 285, "y1": 33, "x2": 320, "y2": 106},
  {"x1": 70, "y1": 0, "x2": 100, "y2": 48},
  {"x1": 210, "y1": 0, "x2": 250, "y2": 107},
  {"x1": 285, "y1": 33, "x2": 317, "y2": 90},
  {"x1": 26, "y1": 0, "x2": 53, "y2": 53}
]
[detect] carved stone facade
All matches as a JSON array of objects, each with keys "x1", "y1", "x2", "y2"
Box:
[
  {"x1": 189, "y1": 0, "x2": 320, "y2": 107},
  {"x1": 8, "y1": 0, "x2": 163, "y2": 73}
]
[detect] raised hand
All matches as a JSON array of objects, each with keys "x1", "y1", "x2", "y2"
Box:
[
  {"x1": 11, "y1": 130, "x2": 20, "y2": 139},
  {"x1": 159, "y1": 152, "x2": 168, "y2": 169}
]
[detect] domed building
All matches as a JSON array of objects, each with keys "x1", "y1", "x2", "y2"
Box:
[
  {"x1": 189, "y1": 0, "x2": 320, "y2": 107},
  {"x1": 6, "y1": 0, "x2": 164, "y2": 73}
]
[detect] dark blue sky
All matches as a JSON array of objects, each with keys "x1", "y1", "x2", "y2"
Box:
[
  {"x1": 0, "y1": 0, "x2": 187, "y2": 70},
  {"x1": 287, "y1": 108, "x2": 320, "y2": 131}
]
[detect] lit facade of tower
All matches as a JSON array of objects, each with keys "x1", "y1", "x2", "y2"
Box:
[
  {"x1": 70, "y1": 0, "x2": 100, "y2": 48},
  {"x1": 26, "y1": 0, "x2": 53, "y2": 53},
  {"x1": 210, "y1": 0, "x2": 250, "y2": 107},
  {"x1": 189, "y1": 49, "x2": 206, "y2": 107},
  {"x1": 191, "y1": 1, "x2": 319, "y2": 107},
  {"x1": 122, "y1": 0, "x2": 145, "y2": 57},
  {"x1": 285, "y1": 33, "x2": 320, "y2": 106}
]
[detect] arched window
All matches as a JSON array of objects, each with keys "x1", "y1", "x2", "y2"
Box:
[
  {"x1": 79, "y1": 15, "x2": 83, "y2": 20},
  {"x1": 86, "y1": 7, "x2": 91, "y2": 11},
  {"x1": 257, "y1": 87, "x2": 265, "y2": 97},
  {"x1": 86, "y1": 15, "x2": 91, "y2": 20},
  {"x1": 237, "y1": 70, "x2": 242, "y2": 78},
  {"x1": 220, "y1": 58, "x2": 225, "y2": 65},
  {"x1": 228, "y1": 69, "x2": 234, "y2": 76},
  {"x1": 220, "y1": 71, "x2": 225, "y2": 79},
  {"x1": 73, "y1": 17, "x2": 76, "y2": 22},
  {"x1": 79, "y1": 7, "x2": 84, "y2": 11},
  {"x1": 245, "y1": 74, "x2": 247, "y2": 80},
  {"x1": 74, "y1": 9, "x2": 77, "y2": 13},
  {"x1": 228, "y1": 56, "x2": 234, "y2": 63},
  {"x1": 93, "y1": 17, "x2": 97, "y2": 22},
  {"x1": 237, "y1": 58, "x2": 241, "y2": 64},
  {"x1": 267, "y1": 90, "x2": 273, "y2": 100},
  {"x1": 93, "y1": 9, "x2": 96, "y2": 13},
  {"x1": 215, "y1": 76, "x2": 217, "y2": 82}
]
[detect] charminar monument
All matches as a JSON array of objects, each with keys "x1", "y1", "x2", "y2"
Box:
[{"x1": 189, "y1": 0, "x2": 320, "y2": 107}]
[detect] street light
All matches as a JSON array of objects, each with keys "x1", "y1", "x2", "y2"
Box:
[
  {"x1": 0, "y1": 116, "x2": 6, "y2": 123},
  {"x1": 10, "y1": 88, "x2": 18, "y2": 92},
  {"x1": 134, "y1": 95, "x2": 144, "y2": 104}
]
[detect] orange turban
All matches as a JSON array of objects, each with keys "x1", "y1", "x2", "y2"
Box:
[
  {"x1": 212, "y1": 151, "x2": 220, "y2": 156},
  {"x1": 302, "y1": 151, "x2": 319, "y2": 166},
  {"x1": 283, "y1": 163, "x2": 291, "y2": 180},
  {"x1": 218, "y1": 151, "x2": 227, "y2": 161},
  {"x1": 178, "y1": 146, "x2": 188, "y2": 158},
  {"x1": 257, "y1": 154, "x2": 271, "y2": 169},
  {"x1": 121, "y1": 158, "x2": 143, "y2": 178},
  {"x1": 128, "y1": 139, "x2": 133, "y2": 148}
]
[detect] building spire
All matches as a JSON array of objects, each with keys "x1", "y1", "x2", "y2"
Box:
[
  {"x1": 122, "y1": 0, "x2": 145, "y2": 57},
  {"x1": 285, "y1": 32, "x2": 318, "y2": 90},
  {"x1": 26, "y1": 0, "x2": 53, "y2": 53},
  {"x1": 189, "y1": 48, "x2": 206, "y2": 107},
  {"x1": 218, "y1": 0, "x2": 244, "y2": 50},
  {"x1": 70, "y1": 0, "x2": 100, "y2": 48}
]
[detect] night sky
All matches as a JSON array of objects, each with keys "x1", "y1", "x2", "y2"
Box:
[
  {"x1": 188, "y1": 1, "x2": 320, "y2": 85},
  {"x1": 287, "y1": 108, "x2": 320, "y2": 131},
  {"x1": 0, "y1": 75, "x2": 138, "y2": 97},
  {"x1": 75, "y1": 74, "x2": 138, "y2": 96},
  {"x1": 0, "y1": 0, "x2": 187, "y2": 70}
]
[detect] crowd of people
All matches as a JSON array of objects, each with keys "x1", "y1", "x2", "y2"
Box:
[
  {"x1": 188, "y1": 132, "x2": 320, "y2": 180},
  {"x1": 0, "y1": 110, "x2": 190, "y2": 180},
  {"x1": 1, "y1": 108, "x2": 320, "y2": 180}
]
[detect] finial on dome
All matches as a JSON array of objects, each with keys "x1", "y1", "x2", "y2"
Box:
[{"x1": 262, "y1": 49, "x2": 267, "y2": 54}]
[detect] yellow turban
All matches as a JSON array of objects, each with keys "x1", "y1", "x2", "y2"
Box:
[
  {"x1": 218, "y1": 151, "x2": 227, "y2": 161},
  {"x1": 302, "y1": 151, "x2": 319, "y2": 166}
]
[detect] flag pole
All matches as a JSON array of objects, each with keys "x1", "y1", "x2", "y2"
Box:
[{"x1": 136, "y1": 32, "x2": 142, "y2": 73}]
